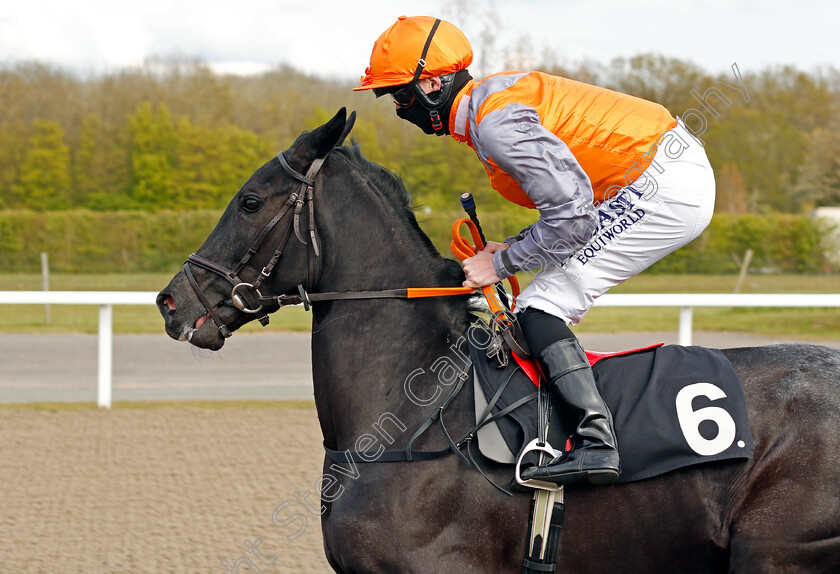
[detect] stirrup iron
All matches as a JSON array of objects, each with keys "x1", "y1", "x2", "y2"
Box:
[{"x1": 515, "y1": 438, "x2": 563, "y2": 492}]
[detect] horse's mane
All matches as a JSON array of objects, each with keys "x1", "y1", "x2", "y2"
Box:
[
  {"x1": 336, "y1": 143, "x2": 414, "y2": 210},
  {"x1": 333, "y1": 143, "x2": 449, "y2": 262},
  {"x1": 334, "y1": 143, "x2": 475, "y2": 319}
]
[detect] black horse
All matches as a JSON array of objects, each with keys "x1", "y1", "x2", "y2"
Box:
[{"x1": 158, "y1": 109, "x2": 840, "y2": 573}]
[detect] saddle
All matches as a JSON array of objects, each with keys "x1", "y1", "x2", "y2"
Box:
[{"x1": 469, "y1": 326, "x2": 754, "y2": 484}]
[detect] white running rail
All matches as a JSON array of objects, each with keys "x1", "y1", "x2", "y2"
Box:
[
  {"x1": 1, "y1": 291, "x2": 839, "y2": 408},
  {"x1": 0, "y1": 291, "x2": 156, "y2": 408}
]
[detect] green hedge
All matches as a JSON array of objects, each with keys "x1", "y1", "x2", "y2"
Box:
[
  {"x1": 647, "y1": 213, "x2": 836, "y2": 273},
  {"x1": 0, "y1": 209, "x2": 835, "y2": 274},
  {"x1": 0, "y1": 210, "x2": 222, "y2": 273},
  {"x1": 428, "y1": 210, "x2": 837, "y2": 274}
]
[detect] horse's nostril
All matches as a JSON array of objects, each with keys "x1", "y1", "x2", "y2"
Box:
[
  {"x1": 157, "y1": 293, "x2": 177, "y2": 315},
  {"x1": 164, "y1": 297, "x2": 176, "y2": 314}
]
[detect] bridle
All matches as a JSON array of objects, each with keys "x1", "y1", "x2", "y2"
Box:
[
  {"x1": 183, "y1": 144, "x2": 474, "y2": 340},
  {"x1": 183, "y1": 150, "x2": 329, "y2": 338}
]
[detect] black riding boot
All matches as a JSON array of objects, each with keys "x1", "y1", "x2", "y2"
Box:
[{"x1": 521, "y1": 338, "x2": 620, "y2": 486}]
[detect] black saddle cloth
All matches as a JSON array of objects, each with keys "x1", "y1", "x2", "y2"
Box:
[{"x1": 470, "y1": 332, "x2": 754, "y2": 483}]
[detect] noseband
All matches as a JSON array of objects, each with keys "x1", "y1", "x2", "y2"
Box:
[{"x1": 183, "y1": 151, "x2": 328, "y2": 338}]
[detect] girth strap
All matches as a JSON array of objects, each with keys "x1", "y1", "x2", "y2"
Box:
[
  {"x1": 324, "y1": 364, "x2": 471, "y2": 465},
  {"x1": 322, "y1": 361, "x2": 540, "y2": 501},
  {"x1": 321, "y1": 358, "x2": 539, "y2": 496},
  {"x1": 324, "y1": 443, "x2": 455, "y2": 464}
]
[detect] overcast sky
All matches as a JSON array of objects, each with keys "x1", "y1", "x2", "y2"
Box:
[{"x1": 0, "y1": 0, "x2": 837, "y2": 80}]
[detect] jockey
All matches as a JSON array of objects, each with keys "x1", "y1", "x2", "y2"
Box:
[{"x1": 354, "y1": 16, "x2": 716, "y2": 486}]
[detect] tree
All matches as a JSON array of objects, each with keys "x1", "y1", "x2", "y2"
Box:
[
  {"x1": 73, "y1": 112, "x2": 122, "y2": 208},
  {"x1": 603, "y1": 54, "x2": 713, "y2": 115},
  {"x1": 400, "y1": 136, "x2": 452, "y2": 212},
  {"x1": 0, "y1": 57, "x2": 836, "y2": 216},
  {"x1": 715, "y1": 163, "x2": 750, "y2": 214},
  {"x1": 173, "y1": 117, "x2": 273, "y2": 209},
  {"x1": 213, "y1": 127, "x2": 273, "y2": 204},
  {"x1": 17, "y1": 120, "x2": 72, "y2": 210},
  {"x1": 795, "y1": 117, "x2": 840, "y2": 207},
  {"x1": 129, "y1": 102, "x2": 178, "y2": 209},
  {"x1": 504, "y1": 34, "x2": 536, "y2": 70},
  {"x1": 0, "y1": 120, "x2": 28, "y2": 209}
]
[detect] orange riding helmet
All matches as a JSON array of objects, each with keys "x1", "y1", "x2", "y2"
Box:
[{"x1": 354, "y1": 16, "x2": 473, "y2": 91}]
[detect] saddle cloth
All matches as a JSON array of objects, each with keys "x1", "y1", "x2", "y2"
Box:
[{"x1": 470, "y1": 329, "x2": 754, "y2": 483}]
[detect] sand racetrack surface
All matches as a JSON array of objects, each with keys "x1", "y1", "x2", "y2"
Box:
[
  {"x1": 0, "y1": 404, "x2": 335, "y2": 573},
  {"x1": 5, "y1": 333, "x2": 840, "y2": 572}
]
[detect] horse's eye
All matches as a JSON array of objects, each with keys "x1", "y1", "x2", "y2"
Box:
[{"x1": 241, "y1": 196, "x2": 261, "y2": 213}]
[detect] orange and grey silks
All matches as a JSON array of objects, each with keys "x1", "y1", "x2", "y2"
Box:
[{"x1": 446, "y1": 71, "x2": 678, "y2": 281}]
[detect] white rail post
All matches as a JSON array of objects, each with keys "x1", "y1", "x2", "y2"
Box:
[
  {"x1": 41, "y1": 252, "x2": 50, "y2": 324},
  {"x1": 97, "y1": 304, "x2": 113, "y2": 408},
  {"x1": 679, "y1": 306, "x2": 693, "y2": 346}
]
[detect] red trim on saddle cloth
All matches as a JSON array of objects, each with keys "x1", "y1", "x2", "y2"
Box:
[
  {"x1": 512, "y1": 342, "x2": 666, "y2": 387},
  {"x1": 585, "y1": 343, "x2": 665, "y2": 366},
  {"x1": 512, "y1": 352, "x2": 542, "y2": 385}
]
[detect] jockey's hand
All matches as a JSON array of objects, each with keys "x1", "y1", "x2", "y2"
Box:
[
  {"x1": 481, "y1": 241, "x2": 510, "y2": 255},
  {"x1": 462, "y1": 250, "x2": 503, "y2": 289}
]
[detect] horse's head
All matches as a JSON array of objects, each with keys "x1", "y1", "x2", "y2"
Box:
[{"x1": 157, "y1": 108, "x2": 353, "y2": 350}]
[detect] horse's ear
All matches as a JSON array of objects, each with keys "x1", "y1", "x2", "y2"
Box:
[
  {"x1": 298, "y1": 108, "x2": 348, "y2": 161},
  {"x1": 285, "y1": 108, "x2": 350, "y2": 172},
  {"x1": 336, "y1": 111, "x2": 356, "y2": 147}
]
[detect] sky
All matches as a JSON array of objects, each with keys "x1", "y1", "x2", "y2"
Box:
[{"x1": 0, "y1": 0, "x2": 837, "y2": 80}]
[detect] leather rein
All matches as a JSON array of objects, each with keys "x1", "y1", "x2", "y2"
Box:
[{"x1": 183, "y1": 148, "x2": 473, "y2": 339}]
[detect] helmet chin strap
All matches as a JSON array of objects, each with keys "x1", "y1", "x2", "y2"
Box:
[
  {"x1": 410, "y1": 72, "x2": 460, "y2": 133},
  {"x1": 430, "y1": 108, "x2": 443, "y2": 132}
]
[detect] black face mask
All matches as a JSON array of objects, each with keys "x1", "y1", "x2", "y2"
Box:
[{"x1": 396, "y1": 90, "x2": 446, "y2": 136}]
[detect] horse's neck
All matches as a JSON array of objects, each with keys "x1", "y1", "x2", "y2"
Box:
[
  {"x1": 307, "y1": 173, "x2": 474, "y2": 451},
  {"x1": 308, "y1": 225, "x2": 471, "y2": 450}
]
